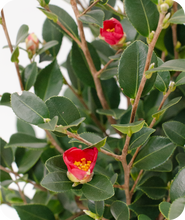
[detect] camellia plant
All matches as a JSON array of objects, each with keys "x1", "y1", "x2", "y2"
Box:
[{"x1": 1, "y1": 0, "x2": 185, "y2": 219}]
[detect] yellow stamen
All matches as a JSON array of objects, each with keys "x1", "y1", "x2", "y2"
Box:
[
  {"x1": 74, "y1": 158, "x2": 92, "y2": 171},
  {"x1": 106, "y1": 28, "x2": 115, "y2": 32}
]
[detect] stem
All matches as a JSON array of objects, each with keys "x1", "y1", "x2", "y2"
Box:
[
  {"x1": 76, "y1": 0, "x2": 85, "y2": 11},
  {"x1": 1, "y1": 9, "x2": 24, "y2": 91},
  {"x1": 78, "y1": 0, "x2": 101, "y2": 17},
  {"x1": 15, "y1": 179, "x2": 27, "y2": 204},
  {"x1": 113, "y1": 184, "x2": 125, "y2": 189},
  {"x1": 130, "y1": 170, "x2": 143, "y2": 196},
  {"x1": 100, "y1": 148, "x2": 121, "y2": 160},
  {"x1": 171, "y1": 2, "x2": 178, "y2": 59}
]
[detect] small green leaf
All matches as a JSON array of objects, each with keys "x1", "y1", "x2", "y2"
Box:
[
  {"x1": 37, "y1": 40, "x2": 59, "y2": 55},
  {"x1": 112, "y1": 120, "x2": 145, "y2": 137},
  {"x1": 99, "y1": 65, "x2": 118, "y2": 80},
  {"x1": 0, "y1": 138, "x2": 13, "y2": 168},
  {"x1": 78, "y1": 10, "x2": 105, "y2": 28},
  {"x1": 152, "y1": 97, "x2": 182, "y2": 120},
  {"x1": 168, "y1": 197, "x2": 185, "y2": 220},
  {"x1": 159, "y1": 201, "x2": 170, "y2": 219},
  {"x1": 16, "y1": 24, "x2": 29, "y2": 45},
  {"x1": 38, "y1": 116, "x2": 58, "y2": 131},
  {"x1": 82, "y1": 174, "x2": 114, "y2": 201},
  {"x1": 41, "y1": 171, "x2": 72, "y2": 192},
  {"x1": 11, "y1": 46, "x2": 19, "y2": 63},
  {"x1": 151, "y1": 159, "x2": 172, "y2": 172},
  {"x1": 11, "y1": 91, "x2": 50, "y2": 125},
  {"x1": 0, "y1": 93, "x2": 11, "y2": 107},
  {"x1": 175, "y1": 72, "x2": 185, "y2": 86},
  {"x1": 90, "y1": 137, "x2": 107, "y2": 151},
  {"x1": 96, "y1": 109, "x2": 125, "y2": 119},
  {"x1": 45, "y1": 155, "x2": 67, "y2": 172},
  {"x1": 138, "y1": 214, "x2": 152, "y2": 220},
  {"x1": 176, "y1": 153, "x2": 185, "y2": 167},
  {"x1": 38, "y1": 7, "x2": 58, "y2": 23},
  {"x1": 169, "y1": 9, "x2": 185, "y2": 24},
  {"x1": 110, "y1": 201, "x2": 129, "y2": 220}
]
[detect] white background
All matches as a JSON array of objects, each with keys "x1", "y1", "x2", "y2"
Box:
[{"x1": 0, "y1": 0, "x2": 185, "y2": 220}]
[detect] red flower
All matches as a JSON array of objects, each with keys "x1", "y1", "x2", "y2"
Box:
[
  {"x1": 63, "y1": 147, "x2": 98, "y2": 184},
  {"x1": 100, "y1": 18, "x2": 124, "y2": 45}
]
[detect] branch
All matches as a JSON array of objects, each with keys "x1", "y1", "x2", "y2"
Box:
[
  {"x1": 100, "y1": 148, "x2": 121, "y2": 160},
  {"x1": 130, "y1": 169, "x2": 143, "y2": 196},
  {"x1": 171, "y1": 2, "x2": 178, "y2": 59},
  {"x1": 113, "y1": 184, "x2": 125, "y2": 189},
  {"x1": 1, "y1": 9, "x2": 24, "y2": 91},
  {"x1": 76, "y1": 0, "x2": 85, "y2": 11},
  {"x1": 78, "y1": 0, "x2": 101, "y2": 18}
]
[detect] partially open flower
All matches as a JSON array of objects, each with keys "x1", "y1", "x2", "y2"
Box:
[
  {"x1": 63, "y1": 147, "x2": 98, "y2": 185},
  {"x1": 25, "y1": 33, "x2": 39, "y2": 58},
  {"x1": 100, "y1": 18, "x2": 125, "y2": 46}
]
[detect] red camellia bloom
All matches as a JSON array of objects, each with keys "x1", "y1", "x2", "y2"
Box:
[
  {"x1": 63, "y1": 147, "x2": 98, "y2": 185},
  {"x1": 100, "y1": 18, "x2": 124, "y2": 45}
]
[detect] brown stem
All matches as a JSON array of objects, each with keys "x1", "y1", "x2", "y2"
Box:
[
  {"x1": 128, "y1": 146, "x2": 141, "y2": 169},
  {"x1": 172, "y1": 2, "x2": 178, "y2": 59},
  {"x1": 161, "y1": 51, "x2": 166, "y2": 62},
  {"x1": 1, "y1": 9, "x2": 24, "y2": 91},
  {"x1": 15, "y1": 179, "x2": 27, "y2": 204},
  {"x1": 45, "y1": 130, "x2": 64, "y2": 154},
  {"x1": 130, "y1": 169, "x2": 143, "y2": 196},
  {"x1": 100, "y1": 148, "x2": 121, "y2": 160},
  {"x1": 129, "y1": 13, "x2": 165, "y2": 123},
  {"x1": 78, "y1": 0, "x2": 101, "y2": 17},
  {"x1": 113, "y1": 184, "x2": 125, "y2": 189},
  {"x1": 66, "y1": 130, "x2": 92, "y2": 146},
  {"x1": 76, "y1": 0, "x2": 86, "y2": 11}
]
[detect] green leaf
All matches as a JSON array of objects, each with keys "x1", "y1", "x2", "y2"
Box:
[
  {"x1": 112, "y1": 120, "x2": 145, "y2": 137},
  {"x1": 138, "y1": 214, "x2": 151, "y2": 220},
  {"x1": 82, "y1": 174, "x2": 114, "y2": 201},
  {"x1": 34, "y1": 59, "x2": 63, "y2": 101},
  {"x1": 48, "y1": 5, "x2": 79, "y2": 39},
  {"x1": 96, "y1": 109, "x2": 125, "y2": 119},
  {"x1": 151, "y1": 159, "x2": 172, "y2": 172},
  {"x1": 38, "y1": 7, "x2": 58, "y2": 23},
  {"x1": 154, "y1": 58, "x2": 170, "y2": 92},
  {"x1": 42, "y1": 18, "x2": 63, "y2": 57},
  {"x1": 41, "y1": 171, "x2": 72, "y2": 192},
  {"x1": 146, "y1": 59, "x2": 185, "y2": 73},
  {"x1": 170, "y1": 167, "x2": 185, "y2": 201},
  {"x1": 159, "y1": 201, "x2": 170, "y2": 219},
  {"x1": 6, "y1": 133, "x2": 47, "y2": 150},
  {"x1": 110, "y1": 201, "x2": 129, "y2": 220},
  {"x1": 37, "y1": 40, "x2": 59, "y2": 55},
  {"x1": 88, "y1": 200, "x2": 105, "y2": 217},
  {"x1": 16, "y1": 118, "x2": 35, "y2": 136},
  {"x1": 45, "y1": 96, "x2": 81, "y2": 133},
  {"x1": 18, "y1": 149, "x2": 43, "y2": 173},
  {"x1": 137, "y1": 176, "x2": 167, "y2": 200},
  {"x1": 133, "y1": 136, "x2": 176, "y2": 170},
  {"x1": 129, "y1": 127, "x2": 155, "y2": 150},
  {"x1": 90, "y1": 137, "x2": 107, "y2": 151},
  {"x1": 125, "y1": 0, "x2": 159, "y2": 37},
  {"x1": 14, "y1": 204, "x2": 55, "y2": 220},
  {"x1": 152, "y1": 97, "x2": 182, "y2": 120},
  {"x1": 0, "y1": 138, "x2": 13, "y2": 168},
  {"x1": 22, "y1": 62, "x2": 38, "y2": 91},
  {"x1": 45, "y1": 155, "x2": 67, "y2": 172},
  {"x1": 38, "y1": 116, "x2": 58, "y2": 131},
  {"x1": 168, "y1": 197, "x2": 185, "y2": 220},
  {"x1": 121, "y1": 18, "x2": 137, "y2": 42},
  {"x1": 163, "y1": 121, "x2": 185, "y2": 147},
  {"x1": 118, "y1": 40, "x2": 157, "y2": 99},
  {"x1": 11, "y1": 91, "x2": 50, "y2": 125},
  {"x1": 74, "y1": 216, "x2": 93, "y2": 220},
  {"x1": 11, "y1": 46, "x2": 19, "y2": 63},
  {"x1": 169, "y1": 9, "x2": 185, "y2": 24},
  {"x1": 78, "y1": 10, "x2": 104, "y2": 28},
  {"x1": 176, "y1": 153, "x2": 185, "y2": 167},
  {"x1": 16, "y1": 24, "x2": 29, "y2": 45},
  {"x1": 175, "y1": 72, "x2": 185, "y2": 86},
  {"x1": 0, "y1": 93, "x2": 11, "y2": 107}
]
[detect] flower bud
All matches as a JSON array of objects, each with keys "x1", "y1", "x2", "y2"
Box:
[
  {"x1": 169, "y1": 81, "x2": 176, "y2": 92},
  {"x1": 163, "y1": 12, "x2": 171, "y2": 24},
  {"x1": 147, "y1": 31, "x2": 155, "y2": 44},
  {"x1": 145, "y1": 63, "x2": 155, "y2": 79},
  {"x1": 43, "y1": 118, "x2": 51, "y2": 123},
  {"x1": 25, "y1": 33, "x2": 39, "y2": 59},
  {"x1": 130, "y1": 98, "x2": 135, "y2": 105},
  {"x1": 160, "y1": 3, "x2": 170, "y2": 14},
  {"x1": 164, "y1": 0, "x2": 173, "y2": 8},
  {"x1": 175, "y1": 41, "x2": 181, "y2": 51},
  {"x1": 37, "y1": 0, "x2": 48, "y2": 7}
]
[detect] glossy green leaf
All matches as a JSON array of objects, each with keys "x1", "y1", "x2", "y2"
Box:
[
  {"x1": 11, "y1": 91, "x2": 50, "y2": 125},
  {"x1": 151, "y1": 159, "x2": 172, "y2": 172},
  {"x1": 163, "y1": 121, "x2": 185, "y2": 147},
  {"x1": 11, "y1": 46, "x2": 19, "y2": 63},
  {"x1": 41, "y1": 171, "x2": 72, "y2": 192},
  {"x1": 100, "y1": 65, "x2": 118, "y2": 80},
  {"x1": 110, "y1": 201, "x2": 129, "y2": 220},
  {"x1": 14, "y1": 204, "x2": 55, "y2": 220},
  {"x1": 0, "y1": 170, "x2": 11, "y2": 183},
  {"x1": 168, "y1": 197, "x2": 185, "y2": 220},
  {"x1": 22, "y1": 62, "x2": 38, "y2": 91},
  {"x1": 125, "y1": 0, "x2": 159, "y2": 37},
  {"x1": 176, "y1": 153, "x2": 185, "y2": 167},
  {"x1": 38, "y1": 7, "x2": 58, "y2": 23},
  {"x1": 170, "y1": 167, "x2": 185, "y2": 201},
  {"x1": 16, "y1": 118, "x2": 35, "y2": 136},
  {"x1": 82, "y1": 174, "x2": 114, "y2": 201},
  {"x1": 18, "y1": 149, "x2": 43, "y2": 173},
  {"x1": 152, "y1": 97, "x2": 182, "y2": 120},
  {"x1": 175, "y1": 72, "x2": 185, "y2": 86},
  {"x1": 121, "y1": 18, "x2": 137, "y2": 42},
  {"x1": 96, "y1": 109, "x2": 125, "y2": 119},
  {"x1": 133, "y1": 136, "x2": 176, "y2": 170},
  {"x1": 34, "y1": 59, "x2": 63, "y2": 101},
  {"x1": 6, "y1": 133, "x2": 47, "y2": 150},
  {"x1": 118, "y1": 41, "x2": 157, "y2": 99},
  {"x1": 146, "y1": 59, "x2": 185, "y2": 73},
  {"x1": 169, "y1": 9, "x2": 185, "y2": 24},
  {"x1": 16, "y1": 24, "x2": 29, "y2": 45},
  {"x1": 42, "y1": 18, "x2": 63, "y2": 57},
  {"x1": 45, "y1": 155, "x2": 67, "y2": 172},
  {"x1": 38, "y1": 116, "x2": 58, "y2": 131},
  {"x1": 78, "y1": 10, "x2": 104, "y2": 28},
  {"x1": 88, "y1": 200, "x2": 104, "y2": 217},
  {"x1": 0, "y1": 138, "x2": 13, "y2": 168},
  {"x1": 159, "y1": 201, "x2": 170, "y2": 219},
  {"x1": 36, "y1": 40, "x2": 59, "y2": 55},
  {"x1": 112, "y1": 120, "x2": 145, "y2": 137},
  {"x1": 154, "y1": 58, "x2": 170, "y2": 92},
  {"x1": 48, "y1": 5, "x2": 79, "y2": 39},
  {"x1": 137, "y1": 176, "x2": 167, "y2": 200},
  {"x1": 0, "y1": 93, "x2": 11, "y2": 107},
  {"x1": 90, "y1": 137, "x2": 107, "y2": 151},
  {"x1": 129, "y1": 127, "x2": 155, "y2": 150},
  {"x1": 46, "y1": 96, "x2": 81, "y2": 133},
  {"x1": 138, "y1": 214, "x2": 151, "y2": 220}
]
